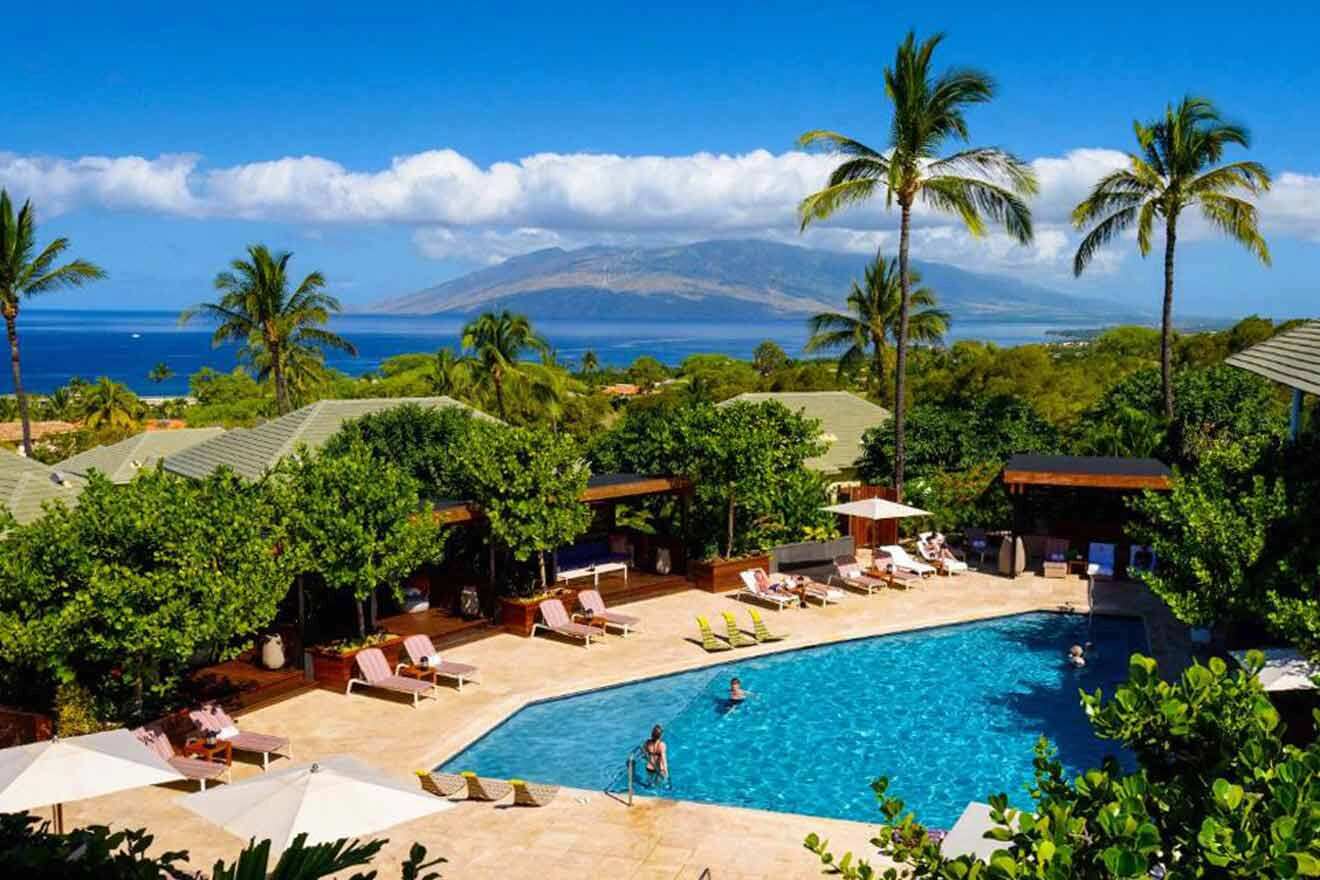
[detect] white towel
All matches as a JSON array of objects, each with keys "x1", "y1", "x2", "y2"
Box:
[
  {"x1": 427, "y1": 653, "x2": 443, "y2": 667},
  {"x1": 217, "y1": 725, "x2": 240, "y2": 741}
]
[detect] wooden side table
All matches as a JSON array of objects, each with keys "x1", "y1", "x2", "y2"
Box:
[
  {"x1": 400, "y1": 664, "x2": 440, "y2": 687},
  {"x1": 183, "y1": 739, "x2": 233, "y2": 766}
]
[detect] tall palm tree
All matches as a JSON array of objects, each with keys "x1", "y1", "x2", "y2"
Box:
[
  {"x1": 79, "y1": 377, "x2": 141, "y2": 432},
  {"x1": 181, "y1": 245, "x2": 357, "y2": 415},
  {"x1": 1072, "y1": 97, "x2": 1270, "y2": 418},
  {"x1": 580, "y1": 349, "x2": 599, "y2": 375},
  {"x1": 430, "y1": 347, "x2": 473, "y2": 397},
  {"x1": 797, "y1": 31, "x2": 1036, "y2": 495},
  {"x1": 805, "y1": 252, "x2": 949, "y2": 397},
  {"x1": 147, "y1": 362, "x2": 173, "y2": 384},
  {"x1": 0, "y1": 191, "x2": 106, "y2": 455},
  {"x1": 460, "y1": 310, "x2": 549, "y2": 419}
]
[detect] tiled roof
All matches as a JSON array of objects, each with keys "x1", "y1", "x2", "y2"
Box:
[
  {"x1": 719, "y1": 391, "x2": 891, "y2": 475},
  {"x1": 1226, "y1": 321, "x2": 1320, "y2": 395},
  {"x1": 163, "y1": 397, "x2": 494, "y2": 480},
  {"x1": 0, "y1": 453, "x2": 84, "y2": 525},
  {"x1": 56, "y1": 427, "x2": 226, "y2": 483}
]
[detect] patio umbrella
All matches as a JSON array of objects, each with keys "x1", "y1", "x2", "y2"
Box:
[
  {"x1": 177, "y1": 755, "x2": 454, "y2": 855},
  {"x1": 0, "y1": 728, "x2": 184, "y2": 831},
  {"x1": 821, "y1": 498, "x2": 932, "y2": 520}
]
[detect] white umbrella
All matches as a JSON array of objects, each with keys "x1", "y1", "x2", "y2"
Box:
[
  {"x1": 941, "y1": 801, "x2": 1000, "y2": 861},
  {"x1": 822, "y1": 498, "x2": 932, "y2": 520},
  {"x1": 177, "y1": 755, "x2": 454, "y2": 855},
  {"x1": 0, "y1": 728, "x2": 184, "y2": 831}
]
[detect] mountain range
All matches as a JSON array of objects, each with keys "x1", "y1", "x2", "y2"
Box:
[{"x1": 369, "y1": 239, "x2": 1144, "y2": 322}]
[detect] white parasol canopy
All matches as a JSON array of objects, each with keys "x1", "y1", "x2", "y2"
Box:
[
  {"x1": 822, "y1": 498, "x2": 932, "y2": 520},
  {"x1": 0, "y1": 728, "x2": 184, "y2": 829},
  {"x1": 177, "y1": 755, "x2": 454, "y2": 855},
  {"x1": 940, "y1": 801, "x2": 1001, "y2": 861}
]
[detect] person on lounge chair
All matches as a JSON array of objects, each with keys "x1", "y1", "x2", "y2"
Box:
[{"x1": 643, "y1": 724, "x2": 668, "y2": 780}]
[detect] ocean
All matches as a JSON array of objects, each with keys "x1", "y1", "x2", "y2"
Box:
[{"x1": 4, "y1": 310, "x2": 1108, "y2": 396}]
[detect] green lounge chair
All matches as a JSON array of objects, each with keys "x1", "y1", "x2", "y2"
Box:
[
  {"x1": 721, "y1": 611, "x2": 756, "y2": 648},
  {"x1": 696, "y1": 616, "x2": 733, "y2": 652},
  {"x1": 747, "y1": 608, "x2": 786, "y2": 643}
]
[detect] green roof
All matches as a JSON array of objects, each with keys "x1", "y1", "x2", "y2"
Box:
[
  {"x1": 1226, "y1": 321, "x2": 1320, "y2": 395},
  {"x1": 719, "y1": 391, "x2": 890, "y2": 475},
  {"x1": 0, "y1": 453, "x2": 85, "y2": 525},
  {"x1": 56, "y1": 427, "x2": 226, "y2": 483},
  {"x1": 163, "y1": 397, "x2": 494, "y2": 480}
]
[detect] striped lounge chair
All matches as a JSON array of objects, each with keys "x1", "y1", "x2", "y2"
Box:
[
  {"x1": 577, "y1": 589, "x2": 641, "y2": 636},
  {"x1": 133, "y1": 724, "x2": 230, "y2": 791},
  {"x1": 395, "y1": 634, "x2": 480, "y2": 692},
  {"x1": 346, "y1": 647, "x2": 438, "y2": 706},
  {"x1": 531, "y1": 598, "x2": 606, "y2": 648},
  {"x1": 189, "y1": 703, "x2": 292, "y2": 771}
]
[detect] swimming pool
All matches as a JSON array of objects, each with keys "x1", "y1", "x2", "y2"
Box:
[{"x1": 439, "y1": 612, "x2": 1146, "y2": 827}]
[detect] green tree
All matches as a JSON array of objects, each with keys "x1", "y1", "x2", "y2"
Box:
[
  {"x1": 626, "y1": 355, "x2": 669, "y2": 390},
  {"x1": 272, "y1": 441, "x2": 447, "y2": 637},
  {"x1": 1072, "y1": 97, "x2": 1271, "y2": 419},
  {"x1": 798, "y1": 32, "x2": 1036, "y2": 496},
  {"x1": 806, "y1": 252, "x2": 948, "y2": 398},
  {"x1": 0, "y1": 469, "x2": 292, "y2": 720},
  {"x1": 325, "y1": 402, "x2": 478, "y2": 491},
  {"x1": 460, "y1": 310, "x2": 549, "y2": 419},
  {"x1": 0, "y1": 191, "x2": 106, "y2": 455},
  {"x1": 752, "y1": 340, "x2": 790, "y2": 377},
  {"x1": 182, "y1": 244, "x2": 357, "y2": 416},
  {"x1": 430, "y1": 347, "x2": 473, "y2": 397},
  {"x1": 580, "y1": 348, "x2": 600, "y2": 375},
  {"x1": 78, "y1": 377, "x2": 142, "y2": 432},
  {"x1": 147, "y1": 362, "x2": 173, "y2": 385},
  {"x1": 451, "y1": 423, "x2": 591, "y2": 590},
  {"x1": 808, "y1": 652, "x2": 1320, "y2": 880}
]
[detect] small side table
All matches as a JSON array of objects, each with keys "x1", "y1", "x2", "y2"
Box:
[
  {"x1": 400, "y1": 664, "x2": 440, "y2": 687},
  {"x1": 183, "y1": 738, "x2": 233, "y2": 766}
]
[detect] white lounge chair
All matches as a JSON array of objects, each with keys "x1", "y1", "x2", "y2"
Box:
[
  {"x1": 530, "y1": 598, "x2": 606, "y2": 647},
  {"x1": 830, "y1": 555, "x2": 887, "y2": 595},
  {"x1": 918, "y1": 532, "x2": 968, "y2": 575},
  {"x1": 736, "y1": 570, "x2": 802, "y2": 611},
  {"x1": 879, "y1": 544, "x2": 936, "y2": 578},
  {"x1": 774, "y1": 572, "x2": 845, "y2": 605}
]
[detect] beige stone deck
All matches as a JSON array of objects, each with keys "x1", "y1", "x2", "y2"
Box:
[{"x1": 62, "y1": 569, "x2": 1176, "y2": 878}]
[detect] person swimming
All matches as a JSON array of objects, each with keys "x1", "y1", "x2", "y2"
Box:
[
  {"x1": 642, "y1": 724, "x2": 668, "y2": 780},
  {"x1": 1068, "y1": 644, "x2": 1087, "y2": 668},
  {"x1": 729, "y1": 677, "x2": 748, "y2": 703}
]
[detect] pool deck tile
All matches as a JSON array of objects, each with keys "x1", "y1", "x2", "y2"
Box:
[{"x1": 60, "y1": 566, "x2": 1181, "y2": 877}]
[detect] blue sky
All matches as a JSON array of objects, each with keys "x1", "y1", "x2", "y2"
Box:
[{"x1": 6, "y1": 1, "x2": 1319, "y2": 316}]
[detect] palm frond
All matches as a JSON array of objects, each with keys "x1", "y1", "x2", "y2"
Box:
[
  {"x1": 922, "y1": 175, "x2": 1034, "y2": 243},
  {"x1": 1073, "y1": 207, "x2": 1138, "y2": 275},
  {"x1": 1199, "y1": 193, "x2": 1271, "y2": 265},
  {"x1": 798, "y1": 179, "x2": 881, "y2": 230}
]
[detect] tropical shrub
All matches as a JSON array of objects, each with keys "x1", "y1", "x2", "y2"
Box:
[
  {"x1": 325, "y1": 402, "x2": 478, "y2": 492},
  {"x1": 807, "y1": 652, "x2": 1320, "y2": 880}
]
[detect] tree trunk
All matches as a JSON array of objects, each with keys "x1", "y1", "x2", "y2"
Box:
[
  {"x1": 872, "y1": 337, "x2": 886, "y2": 402},
  {"x1": 725, "y1": 489, "x2": 736, "y2": 559},
  {"x1": 493, "y1": 371, "x2": 506, "y2": 420},
  {"x1": 5, "y1": 311, "x2": 32, "y2": 457},
  {"x1": 354, "y1": 599, "x2": 366, "y2": 638},
  {"x1": 537, "y1": 550, "x2": 548, "y2": 590},
  {"x1": 893, "y1": 201, "x2": 913, "y2": 499},
  {"x1": 1161, "y1": 214, "x2": 1178, "y2": 420},
  {"x1": 269, "y1": 335, "x2": 289, "y2": 415}
]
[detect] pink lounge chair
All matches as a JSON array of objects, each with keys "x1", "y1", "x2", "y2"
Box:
[
  {"x1": 346, "y1": 647, "x2": 438, "y2": 706},
  {"x1": 395, "y1": 634, "x2": 480, "y2": 691},
  {"x1": 530, "y1": 598, "x2": 605, "y2": 648},
  {"x1": 189, "y1": 703, "x2": 292, "y2": 771},
  {"x1": 830, "y1": 555, "x2": 888, "y2": 595},
  {"x1": 872, "y1": 551, "x2": 921, "y2": 589},
  {"x1": 577, "y1": 589, "x2": 641, "y2": 636},
  {"x1": 133, "y1": 724, "x2": 230, "y2": 791}
]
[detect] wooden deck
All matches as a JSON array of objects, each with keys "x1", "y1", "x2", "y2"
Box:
[
  {"x1": 184, "y1": 655, "x2": 312, "y2": 714},
  {"x1": 587, "y1": 568, "x2": 695, "y2": 605},
  {"x1": 377, "y1": 608, "x2": 494, "y2": 648}
]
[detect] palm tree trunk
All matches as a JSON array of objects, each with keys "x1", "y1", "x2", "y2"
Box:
[
  {"x1": 4, "y1": 310, "x2": 32, "y2": 457},
  {"x1": 1161, "y1": 215, "x2": 1178, "y2": 420},
  {"x1": 270, "y1": 337, "x2": 289, "y2": 415},
  {"x1": 726, "y1": 488, "x2": 736, "y2": 559},
  {"x1": 493, "y1": 373, "x2": 506, "y2": 420},
  {"x1": 893, "y1": 202, "x2": 913, "y2": 498},
  {"x1": 872, "y1": 337, "x2": 886, "y2": 401}
]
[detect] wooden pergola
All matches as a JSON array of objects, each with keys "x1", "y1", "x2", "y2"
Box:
[
  {"x1": 1003, "y1": 454, "x2": 1172, "y2": 494},
  {"x1": 432, "y1": 474, "x2": 693, "y2": 525}
]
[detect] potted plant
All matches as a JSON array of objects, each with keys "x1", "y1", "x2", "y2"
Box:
[
  {"x1": 307, "y1": 631, "x2": 403, "y2": 691},
  {"x1": 690, "y1": 552, "x2": 771, "y2": 592}
]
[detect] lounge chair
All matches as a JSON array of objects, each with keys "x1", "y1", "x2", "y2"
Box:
[
  {"x1": 829, "y1": 555, "x2": 887, "y2": 595},
  {"x1": 415, "y1": 769, "x2": 468, "y2": 798},
  {"x1": 189, "y1": 703, "x2": 292, "y2": 771},
  {"x1": 133, "y1": 724, "x2": 230, "y2": 791},
  {"x1": 918, "y1": 532, "x2": 968, "y2": 575},
  {"x1": 747, "y1": 608, "x2": 786, "y2": 643},
  {"x1": 735, "y1": 570, "x2": 801, "y2": 611},
  {"x1": 872, "y1": 551, "x2": 920, "y2": 589},
  {"x1": 577, "y1": 588, "x2": 641, "y2": 636},
  {"x1": 776, "y1": 572, "x2": 845, "y2": 605},
  {"x1": 1041, "y1": 538, "x2": 1070, "y2": 579},
  {"x1": 461, "y1": 771, "x2": 512, "y2": 802},
  {"x1": 511, "y1": 779, "x2": 560, "y2": 807},
  {"x1": 1087, "y1": 542, "x2": 1116, "y2": 579},
  {"x1": 530, "y1": 598, "x2": 606, "y2": 648},
  {"x1": 395, "y1": 634, "x2": 480, "y2": 691},
  {"x1": 721, "y1": 611, "x2": 757, "y2": 648},
  {"x1": 879, "y1": 544, "x2": 936, "y2": 578},
  {"x1": 346, "y1": 647, "x2": 438, "y2": 706},
  {"x1": 695, "y1": 615, "x2": 733, "y2": 652}
]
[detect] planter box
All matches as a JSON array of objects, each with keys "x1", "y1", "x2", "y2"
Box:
[
  {"x1": 309, "y1": 635, "x2": 404, "y2": 692},
  {"x1": 691, "y1": 554, "x2": 770, "y2": 593}
]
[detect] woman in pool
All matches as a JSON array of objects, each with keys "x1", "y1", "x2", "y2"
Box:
[{"x1": 643, "y1": 724, "x2": 668, "y2": 780}]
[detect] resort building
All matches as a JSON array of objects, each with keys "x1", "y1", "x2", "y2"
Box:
[
  {"x1": 55, "y1": 426, "x2": 225, "y2": 483},
  {"x1": 0, "y1": 451, "x2": 84, "y2": 524},
  {"x1": 163, "y1": 397, "x2": 493, "y2": 480},
  {"x1": 719, "y1": 391, "x2": 890, "y2": 482}
]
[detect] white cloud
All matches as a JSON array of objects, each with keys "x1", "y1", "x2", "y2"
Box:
[{"x1": 1, "y1": 145, "x2": 1316, "y2": 282}]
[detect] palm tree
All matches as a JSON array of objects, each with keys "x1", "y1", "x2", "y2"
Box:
[
  {"x1": 147, "y1": 362, "x2": 173, "y2": 384},
  {"x1": 242, "y1": 335, "x2": 333, "y2": 408},
  {"x1": 430, "y1": 347, "x2": 473, "y2": 397},
  {"x1": 79, "y1": 377, "x2": 141, "y2": 432},
  {"x1": 460, "y1": 310, "x2": 550, "y2": 419},
  {"x1": 805, "y1": 252, "x2": 949, "y2": 397},
  {"x1": 1072, "y1": 97, "x2": 1270, "y2": 418},
  {"x1": 0, "y1": 191, "x2": 106, "y2": 455},
  {"x1": 797, "y1": 31, "x2": 1036, "y2": 495},
  {"x1": 181, "y1": 245, "x2": 357, "y2": 415},
  {"x1": 580, "y1": 349, "x2": 599, "y2": 375}
]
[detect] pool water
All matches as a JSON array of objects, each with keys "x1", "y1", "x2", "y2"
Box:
[{"x1": 439, "y1": 612, "x2": 1146, "y2": 827}]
